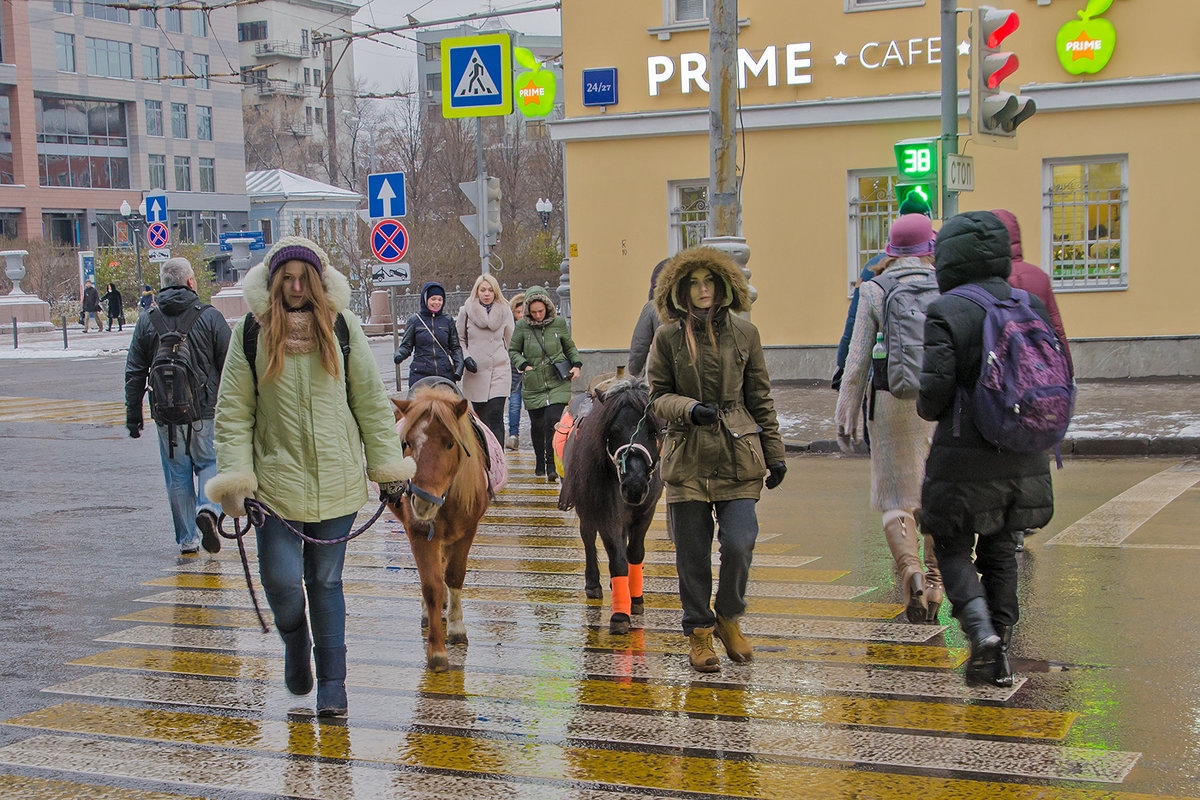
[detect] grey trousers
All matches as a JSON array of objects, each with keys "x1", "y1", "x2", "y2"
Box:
[{"x1": 668, "y1": 498, "x2": 758, "y2": 635}]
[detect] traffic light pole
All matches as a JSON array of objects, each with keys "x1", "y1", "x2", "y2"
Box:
[
  {"x1": 940, "y1": 0, "x2": 959, "y2": 220},
  {"x1": 477, "y1": 118, "x2": 489, "y2": 275}
]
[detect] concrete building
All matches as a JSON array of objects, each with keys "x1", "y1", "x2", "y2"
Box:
[
  {"x1": 236, "y1": 0, "x2": 357, "y2": 180},
  {"x1": 552, "y1": 0, "x2": 1200, "y2": 379},
  {"x1": 0, "y1": 0, "x2": 250, "y2": 249}
]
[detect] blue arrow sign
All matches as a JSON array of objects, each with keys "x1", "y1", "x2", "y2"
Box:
[
  {"x1": 145, "y1": 194, "x2": 168, "y2": 224},
  {"x1": 367, "y1": 172, "x2": 407, "y2": 219}
]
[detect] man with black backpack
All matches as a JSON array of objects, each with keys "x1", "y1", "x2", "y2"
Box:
[{"x1": 125, "y1": 258, "x2": 231, "y2": 555}]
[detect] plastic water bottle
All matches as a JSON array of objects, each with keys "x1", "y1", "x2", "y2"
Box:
[
  {"x1": 871, "y1": 332, "x2": 886, "y2": 362},
  {"x1": 871, "y1": 332, "x2": 888, "y2": 391}
]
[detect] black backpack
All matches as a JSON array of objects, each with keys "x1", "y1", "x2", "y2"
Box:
[
  {"x1": 147, "y1": 303, "x2": 207, "y2": 457},
  {"x1": 242, "y1": 312, "x2": 352, "y2": 399}
]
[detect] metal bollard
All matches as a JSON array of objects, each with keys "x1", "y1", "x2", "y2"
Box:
[
  {"x1": 11, "y1": 317, "x2": 15, "y2": 349},
  {"x1": 62, "y1": 315, "x2": 68, "y2": 349}
]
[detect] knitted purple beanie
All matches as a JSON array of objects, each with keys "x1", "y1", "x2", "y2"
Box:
[{"x1": 268, "y1": 244, "x2": 323, "y2": 276}]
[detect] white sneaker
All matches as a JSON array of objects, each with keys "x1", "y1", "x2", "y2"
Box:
[{"x1": 505, "y1": 435, "x2": 518, "y2": 451}]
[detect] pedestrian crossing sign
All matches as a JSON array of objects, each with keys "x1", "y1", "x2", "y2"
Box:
[{"x1": 441, "y1": 33, "x2": 513, "y2": 118}]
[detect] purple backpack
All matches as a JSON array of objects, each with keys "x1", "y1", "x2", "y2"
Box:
[{"x1": 947, "y1": 283, "x2": 1075, "y2": 453}]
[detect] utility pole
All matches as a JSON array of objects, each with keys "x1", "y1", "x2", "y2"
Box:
[
  {"x1": 322, "y1": 36, "x2": 338, "y2": 186},
  {"x1": 940, "y1": 0, "x2": 959, "y2": 220},
  {"x1": 477, "y1": 118, "x2": 489, "y2": 275},
  {"x1": 702, "y1": 0, "x2": 754, "y2": 309}
]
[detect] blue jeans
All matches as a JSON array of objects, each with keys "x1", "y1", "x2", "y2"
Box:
[
  {"x1": 508, "y1": 383, "x2": 522, "y2": 437},
  {"x1": 668, "y1": 499, "x2": 759, "y2": 634},
  {"x1": 256, "y1": 512, "x2": 354, "y2": 648},
  {"x1": 156, "y1": 418, "x2": 218, "y2": 551}
]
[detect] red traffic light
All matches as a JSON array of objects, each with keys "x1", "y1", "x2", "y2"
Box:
[
  {"x1": 984, "y1": 53, "x2": 1019, "y2": 89},
  {"x1": 985, "y1": 10, "x2": 1020, "y2": 48}
]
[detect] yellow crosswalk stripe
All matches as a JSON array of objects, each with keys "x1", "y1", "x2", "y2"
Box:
[
  {"x1": 62, "y1": 650, "x2": 1068, "y2": 738},
  {"x1": 4, "y1": 702, "x2": 1173, "y2": 799},
  {"x1": 0, "y1": 773, "x2": 206, "y2": 800}
]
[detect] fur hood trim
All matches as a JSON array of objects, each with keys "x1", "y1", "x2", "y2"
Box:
[
  {"x1": 653, "y1": 246, "x2": 751, "y2": 324},
  {"x1": 368, "y1": 457, "x2": 417, "y2": 484},
  {"x1": 242, "y1": 260, "x2": 351, "y2": 318},
  {"x1": 523, "y1": 285, "x2": 557, "y2": 326}
]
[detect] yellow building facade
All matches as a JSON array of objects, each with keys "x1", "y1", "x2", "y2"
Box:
[{"x1": 552, "y1": 0, "x2": 1200, "y2": 378}]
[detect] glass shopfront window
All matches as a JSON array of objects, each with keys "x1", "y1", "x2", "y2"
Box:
[{"x1": 847, "y1": 171, "x2": 901, "y2": 291}]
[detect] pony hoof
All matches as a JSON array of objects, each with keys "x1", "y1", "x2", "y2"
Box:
[
  {"x1": 420, "y1": 616, "x2": 429, "y2": 629},
  {"x1": 630, "y1": 597, "x2": 644, "y2": 615},
  {"x1": 427, "y1": 653, "x2": 450, "y2": 672},
  {"x1": 585, "y1": 587, "x2": 603, "y2": 600},
  {"x1": 447, "y1": 632, "x2": 468, "y2": 645},
  {"x1": 609, "y1": 614, "x2": 631, "y2": 635}
]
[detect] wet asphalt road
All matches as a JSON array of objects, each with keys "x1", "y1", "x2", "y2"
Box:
[{"x1": 1, "y1": 353, "x2": 1199, "y2": 798}]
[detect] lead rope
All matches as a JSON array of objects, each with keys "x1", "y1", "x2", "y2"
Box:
[{"x1": 216, "y1": 498, "x2": 390, "y2": 633}]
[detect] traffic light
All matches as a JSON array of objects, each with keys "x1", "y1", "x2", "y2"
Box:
[
  {"x1": 484, "y1": 176, "x2": 502, "y2": 246},
  {"x1": 972, "y1": 6, "x2": 1036, "y2": 139},
  {"x1": 894, "y1": 138, "x2": 938, "y2": 217}
]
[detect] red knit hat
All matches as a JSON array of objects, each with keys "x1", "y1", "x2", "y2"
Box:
[{"x1": 886, "y1": 213, "x2": 937, "y2": 257}]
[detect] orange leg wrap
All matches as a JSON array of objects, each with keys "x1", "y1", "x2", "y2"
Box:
[
  {"x1": 611, "y1": 575, "x2": 631, "y2": 617},
  {"x1": 627, "y1": 563, "x2": 644, "y2": 600}
]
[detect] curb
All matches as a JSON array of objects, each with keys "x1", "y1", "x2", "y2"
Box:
[{"x1": 784, "y1": 437, "x2": 1200, "y2": 456}]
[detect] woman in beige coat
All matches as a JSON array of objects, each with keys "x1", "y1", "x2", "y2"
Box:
[
  {"x1": 835, "y1": 214, "x2": 941, "y2": 624},
  {"x1": 456, "y1": 273, "x2": 514, "y2": 444}
]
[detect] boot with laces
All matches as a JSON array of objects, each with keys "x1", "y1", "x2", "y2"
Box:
[
  {"x1": 687, "y1": 627, "x2": 720, "y2": 673},
  {"x1": 714, "y1": 615, "x2": 753, "y2": 663}
]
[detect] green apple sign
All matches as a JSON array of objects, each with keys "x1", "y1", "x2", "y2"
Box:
[
  {"x1": 1056, "y1": 0, "x2": 1116, "y2": 74},
  {"x1": 514, "y1": 47, "x2": 556, "y2": 118}
]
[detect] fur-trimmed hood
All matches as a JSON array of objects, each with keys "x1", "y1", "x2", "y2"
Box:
[
  {"x1": 243, "y1": 236, "x2": 351, "y2": 317},
  {"x1": 522, "y1": 285, "x2": 557, "y2": 327},
  {"x1": 653, "y1": 246, "x2": 751, "y2": 324}
]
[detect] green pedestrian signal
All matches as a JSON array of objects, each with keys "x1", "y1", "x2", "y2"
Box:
[{"x1": 896, "y1": 182, "x2": 938, "y2": 218}]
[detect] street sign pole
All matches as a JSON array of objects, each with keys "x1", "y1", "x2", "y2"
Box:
[
  {"x1": 477, "y1": 119, "x2": 489, "y2": 275},
  {"x1": 941, "y1": 0, "x2": 960, "y2": 220}
]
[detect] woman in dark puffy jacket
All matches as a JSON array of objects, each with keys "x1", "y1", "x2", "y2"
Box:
[
  {"x1": 917, "y1": 210, "x2": 1055, "y2": 689},
  {"x1": 394, "y1": 281, "x2": 463, "y2": 388}
]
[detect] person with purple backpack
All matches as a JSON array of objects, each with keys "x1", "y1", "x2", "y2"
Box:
[{"x1": 917, "y1": 211, "x2": 1068, "y2": 688}]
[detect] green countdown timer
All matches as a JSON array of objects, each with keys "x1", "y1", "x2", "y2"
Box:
[{"x1": 894, "y1": 138, "x2": 938, "y2": 182}]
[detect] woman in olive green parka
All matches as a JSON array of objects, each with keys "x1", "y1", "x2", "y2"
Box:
[
  {"x1": 508, "y1": 286, "x2": 580, "y2": 480},
  {"x1": 207, "y1": 236, "x2": 414, "y2": 718},
  {"x1": 646, "y1": 246, "x2": 786, "y2": 674}
]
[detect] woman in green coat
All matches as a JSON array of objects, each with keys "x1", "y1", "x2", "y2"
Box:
[
  {"x1": 646, "y1": 247, "x2": 787, "y2": 674},
  {"x1": 207, "y1": 237, "x2": 415, "y2": 717},
  {"x1": 508, "y1": 286, "x2": 580, "y2": 482}
]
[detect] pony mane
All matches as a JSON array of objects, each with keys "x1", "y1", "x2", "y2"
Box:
[
  {"x1": 561, "y1": 379, "x2": 657, "y2": 519},
  {"x1": 403, "y1": 385, "x2": 486, "y2": 519}
]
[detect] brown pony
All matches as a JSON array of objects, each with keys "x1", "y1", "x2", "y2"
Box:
[{"x1": 389, "y1": 385, "x2": 489, "y2": 672}]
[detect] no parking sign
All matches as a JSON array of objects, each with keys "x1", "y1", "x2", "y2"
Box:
[{"x1": 371, "y1": 219, "x2": 409, "y2": 264}]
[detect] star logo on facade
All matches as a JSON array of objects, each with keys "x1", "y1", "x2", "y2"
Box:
[
  {"x1": 833, "y1": 51, "x2": 849, "y2": 66},
  {"x1": 958, "y1": 39, "x2": 970, "y2": 56},
  {"x1": 1070, "y1": 29, "x2": 1100, "y2": 61}
]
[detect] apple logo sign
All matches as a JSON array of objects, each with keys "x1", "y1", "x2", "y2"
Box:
[{"x1": 1056, "y1": 0, "x2": 1116, "y2": 75}]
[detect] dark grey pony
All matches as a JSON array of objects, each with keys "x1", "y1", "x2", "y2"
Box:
[{"x1": 559, "y1": 380, "x2": 663, "y2": 634}]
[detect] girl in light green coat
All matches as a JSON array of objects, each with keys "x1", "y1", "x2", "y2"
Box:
[{"x1": 208, "y1": 237, "x2": 414, "y2": 717}]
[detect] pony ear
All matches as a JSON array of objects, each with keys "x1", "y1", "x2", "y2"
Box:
[
  {"x1": 452, "y1": 397, "x2": 469, "y2": 418},
  {"x1": 391, "y1": 397, "x2": 411, "y2": 421}
]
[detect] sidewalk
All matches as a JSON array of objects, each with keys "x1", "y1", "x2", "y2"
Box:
[
  {"x1": 772, "y1": 380, "x2": 1200, "y2": 456},
  {"x1": 4, "y1": 326, "x2": 1198, "y2": 454}
]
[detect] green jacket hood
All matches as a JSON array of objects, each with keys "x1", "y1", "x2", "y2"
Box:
[
  {"x1": 522, "y1": 285, "x2": 557, "y2": 326},
  {"x1": 653, "y1": 246, "x2": 751, "y2": 324}
]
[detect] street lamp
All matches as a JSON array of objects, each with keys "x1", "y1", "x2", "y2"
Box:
[
  {"x1": 536, "y1": 197, "x2": 553, "y2": 230},
  {"x1": 120, "y1": 199, "x2": 147, "y2": 290}
]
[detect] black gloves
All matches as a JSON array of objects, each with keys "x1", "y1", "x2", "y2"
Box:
[
  {"x1": 127, "y1": 421, "x2": 143, "y2": 439},
  {"x1": 830, "y1": 366, "x2": 844, "y2": 391},
  {"x1": 378, "y1": 480, "x2": 407, "y2": 506},
  {"x1": 765, "y1": 462, "x2": 787, "y2": 490},
  {"x1": 689, "y1": 403, "x2": 720, "y2": 426},
  {"x1": 463, "y1": 357, "x2": 478, "y2": 373},
  {"x1": 453, "y1": 370, "x2": 464, "y2": 382}
]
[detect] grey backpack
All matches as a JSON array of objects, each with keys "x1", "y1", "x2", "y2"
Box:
[{"x1": 869, "y1": 267, "x2": 940, "y2": 400}]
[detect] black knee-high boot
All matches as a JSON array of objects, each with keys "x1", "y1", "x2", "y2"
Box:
[
  {"x1": 959, "y1": 597, "x2": 1001, "y2": 685},
  {"x1": 313, "y1": 645, "x2": 347, "y2": 716}
]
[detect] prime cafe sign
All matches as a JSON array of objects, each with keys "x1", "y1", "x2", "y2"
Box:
[{"x1": 647, "y1": 35, "x2": 969, "y2": 96}]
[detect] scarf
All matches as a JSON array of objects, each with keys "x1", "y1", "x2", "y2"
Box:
[{"x1": 283, "y1": 310, "x2": 318, "y2": 355}]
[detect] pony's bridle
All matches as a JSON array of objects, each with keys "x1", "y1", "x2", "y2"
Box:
[
  {"x1": 608, "y1": 441, "x2": 658, "y2": 478},
  {"x1": 400, "y1": 412, "x2": 473, "y2": 513}
]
